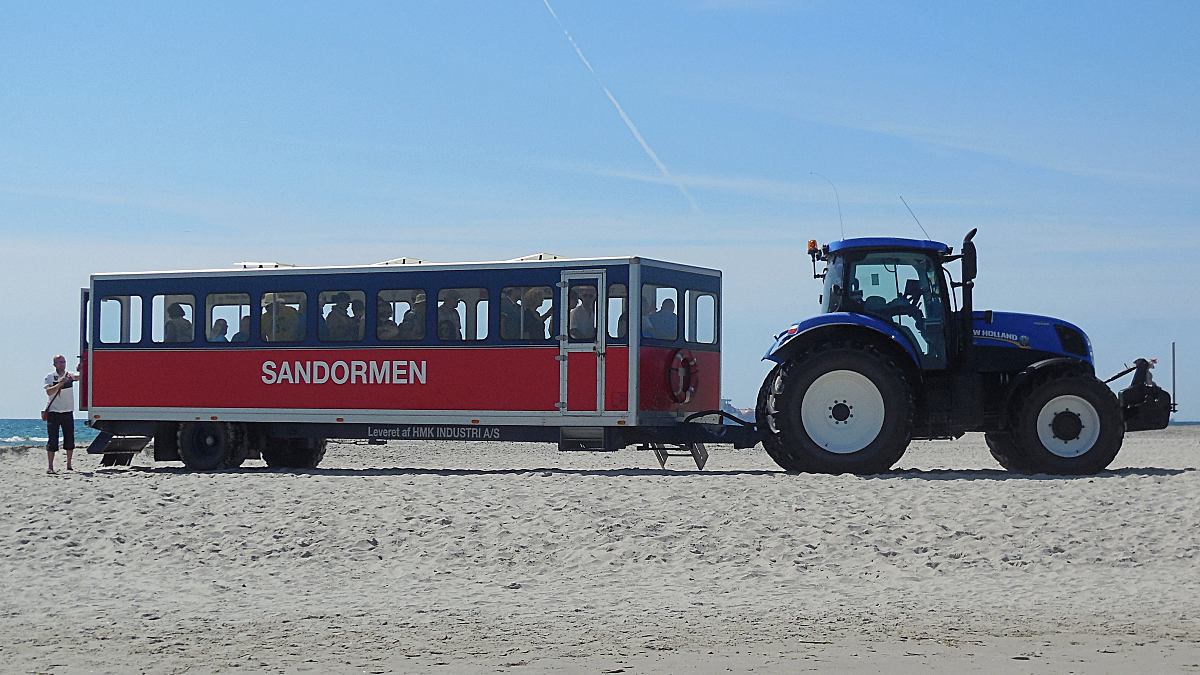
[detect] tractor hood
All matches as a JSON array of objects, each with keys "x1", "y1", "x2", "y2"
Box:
[{"x1": 972, "y1": 311, "x2": 1093, "y2": 365}]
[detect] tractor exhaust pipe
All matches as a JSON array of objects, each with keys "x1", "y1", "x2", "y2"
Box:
[{"x1": 960, "y1": 228, "x2": 978, "y2": 357}]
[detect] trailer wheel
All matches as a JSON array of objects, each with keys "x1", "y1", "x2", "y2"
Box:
[
  {"x1": 262, "y1": 438, "x2": 327, "y2": 469},
  {"x1": 983, "y1": 432, "x2": 1033, "y2": 473},
  {"x1": 1008, "y1": 374, "x2": 1124, "y2": 474},
  {"x1": 177, "y1": 422, "x2": 243, "y2": 471},
  {"x1": 763, "y1": 343, "x2": 912, "y2": 474}
]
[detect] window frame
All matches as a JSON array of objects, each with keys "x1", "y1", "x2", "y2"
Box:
[
  {"x1": 98, "y1": 294, "x2": 143, "y2": 345},
  {"x1": 640, "y1": 283, "x2": 680, "y2": 342},
  {"x1": 317, "y1": 289, "x2": 367, "y2": 343},
  {"x1": 151, "y1": 293, "x2": 197, "y2": 344},
  {"x1": 499, "y1": 285, "x2": 555, "y2": 342},
  {"x1": 684, "y1": 289, "x2": 719, "y2": 345},
  {"x1": 205, "y1": 292, "x2": 251, "y2": 344},
  {"x1": 260, "y1": 291, "x2": 308, "y2": 344},
  {"x1": 436, "y1": 287, "x2": 490, "y2": 342},
  {"x1": 377, "y1": 289, "x2": 427, "y2": 341}
]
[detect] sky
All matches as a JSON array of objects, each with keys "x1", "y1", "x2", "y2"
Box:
[{"x1": 1, "y1": 1, "x2": 1197, "y2": 419}]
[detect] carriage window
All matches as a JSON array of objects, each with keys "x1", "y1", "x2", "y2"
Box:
[
  {"x1": 206, "y1": 293, "x2": 251, "y2": 343},
  {"x1": 438, "y1": 288, "x2": 489, "y2": 341},
  {"x1": 500, "y1": 286, "x2": 553, "y2": 341},
  {"x1": 378, "y1": 289, "x2": 426, "y2": 341},
  {"x1": 151, "y1": 294, "x2": 195, "y2": 343},
  {"x1": 607, "y1": 284, "x2": 628, "y2": 341},
  {"x1": 640, "y1": 284, "x2": 678, "y2": 341},
  {"x1": 98, "y1": 295, "x2": 142, "y2": 344},
  {"x1": 318, "y1": 290, "x2": 366, "y2": 342},
  {"x1": 686, "y1": 291, "x2": 717, "y2": 344},
  {"x1": 261, "y1": 292, "x2": 307, "y2": 343}
]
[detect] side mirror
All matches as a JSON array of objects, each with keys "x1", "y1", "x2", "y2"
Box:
[{"x1": 961, "y1": 229, "x2": 978, "y2": 282}]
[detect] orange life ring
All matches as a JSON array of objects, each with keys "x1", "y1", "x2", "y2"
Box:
[{"x1": 668, "y1": 348, "x2": 699, "y2": 404}]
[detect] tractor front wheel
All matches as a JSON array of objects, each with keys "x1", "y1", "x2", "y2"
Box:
[
  {"x1": 760, "y1": 343, "x2": 913, "y2": 474},
  {"x1": 1006, "y1": 374, "x2": 1124, "y2": 474}
]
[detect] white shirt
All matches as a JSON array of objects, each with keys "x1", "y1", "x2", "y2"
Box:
[
  {"x1": 44, "y1": 371, "x2": 76, "y2": 414},
  {"x1": 570, "y1": 303, "x2": 596, "y2": 340}
]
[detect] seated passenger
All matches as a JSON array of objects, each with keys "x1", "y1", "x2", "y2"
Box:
[
  {"x1": 437, "y1": 291, "x2": 463, "y2": 340},
  {"x1": 647, "y1": 298, "x2": 677, "y2": 340},
  {"x1": 231, "y1": 316, "x2": 250, "y2": 342},
  {"x1": 325, "y1": 292, "x2": 357, "y2": 341},
  {"x1": 500, "y1": 287, "x2": 522, "y2": 340},
  {"x1": 164, "y1": 303, "x2": 193, "y2": 342},
  {"x1": 263, "y1": 298, "x2": 302, "y2": 341},
  {"x1": 350, "y1": 298, "x2": 366, "y2": 340},
  {"x1": 399, "y1": 293, "x2": 426, "y2": 339},
  {"x1": 208, "y1": 318, "x2": 229, "y2": 342},
  {"x1": 377, "y1": 300, "x2": 400, "y2": 340},
  {"x1": 519, "y1": 287, "x2": 551, "y2": 340},
  {"x1": 569, "y1": 286, "x2": 597, "y2": 340}
]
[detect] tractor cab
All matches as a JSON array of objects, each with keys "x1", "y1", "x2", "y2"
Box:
[{"x1": 814, "y1": 237, "x2": 958, "y2": 370}]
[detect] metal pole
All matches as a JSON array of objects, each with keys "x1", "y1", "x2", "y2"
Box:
[{"x1": 1172, "y1": 341, "x2": 1178, "y2": 413}]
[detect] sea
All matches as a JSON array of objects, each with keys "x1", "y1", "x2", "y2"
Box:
[{"x1": 0, "y1": 418, "x2": 101, "y2": 448}]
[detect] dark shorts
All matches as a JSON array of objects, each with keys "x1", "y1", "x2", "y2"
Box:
[{"x1": 46, "y1": 412, "x2": 74, "y2": 452}]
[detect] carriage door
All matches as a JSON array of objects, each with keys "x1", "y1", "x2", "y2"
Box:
[
  {"x1": 78, "y1": 288, "x2": 90, "y2": 410},
  {"x1": 559, "y1": 271, "x2": 607, "y2": 414}
]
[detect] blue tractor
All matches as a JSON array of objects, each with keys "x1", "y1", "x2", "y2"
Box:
[{"x1": 755, "y1": 229, "x2": 1174, "y2": 474}]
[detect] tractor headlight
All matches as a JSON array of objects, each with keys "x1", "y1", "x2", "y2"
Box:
[{"x1": 1054, "y1": 325, "x2": 1090, "y2": 358}]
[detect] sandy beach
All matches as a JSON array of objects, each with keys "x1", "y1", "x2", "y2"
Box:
[{"x1": 2, "y1": 428, "x2": 1198, "y2": 673}]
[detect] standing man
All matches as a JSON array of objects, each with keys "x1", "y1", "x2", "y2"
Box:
[{"x1": 44, "y1": 354, "x2": 78, "y2": 474}]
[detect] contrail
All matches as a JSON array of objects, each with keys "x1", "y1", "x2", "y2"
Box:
[{"x1": 541, "y1": 0, "x2": 700, "y2": 213}]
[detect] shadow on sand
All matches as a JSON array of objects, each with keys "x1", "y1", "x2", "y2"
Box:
[{"x1": 98, "y1": 464, "x2": 1194, "y2": 480}]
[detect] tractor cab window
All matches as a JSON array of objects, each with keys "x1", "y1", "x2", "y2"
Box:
[{"x1": 848, "y1": 252, "x2": 946, "y2": 368}]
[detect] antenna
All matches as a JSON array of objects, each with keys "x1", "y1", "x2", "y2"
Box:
[
  {"x1": 900, "y1": 195, "x2": 932, "y2": 240},
  {"x1": 810, "y1": 172, "x2": 845, "y2": 239}
]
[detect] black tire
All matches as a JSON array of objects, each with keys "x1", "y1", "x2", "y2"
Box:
[
  {"x1": 756, "y1": 363, "x2": 796, "y2": 469},
  {"x1": 225, "y1": 425, "x2": 249, "y2": 469},
  {"x1": 761, "y1": 342, "x2": 913, "y2": 474},
  {"x1": 177, "y1": 422, "x2": 244, "y2": 471},
  {"x1": 1007, "y1": 374, "x2": 1124, "y2": 475},
  {"x1": 984, "y1": 431, "x2": 1034, "y2": 473},
  {"x1": 261, "y1": 438, "x2": 327, "y2": 469}
]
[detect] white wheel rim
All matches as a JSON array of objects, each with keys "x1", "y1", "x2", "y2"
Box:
[
  {"x1": 800, "y1": 370, "x2": 886, "y2": 454},
  {"x1": 1036, "y1": 395, "x2": 1101, "y2": 457}
]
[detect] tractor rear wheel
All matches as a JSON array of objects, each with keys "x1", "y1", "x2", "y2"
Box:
[
  {"x1": 761, "y1": 343, "x2": 913, "y2": 474},
  {"x1": 756, "y1": 363, "x2": 795, "y2": 468},
  {"x1": 262, "y1": 438, "x2": 327, "y2": 469},
  {"x1": 177, "y1": 422, "x2": 245, "y2": 471},
  {"x1": 1005, "y1": 374, "x2": 1124, "y2": 474}
]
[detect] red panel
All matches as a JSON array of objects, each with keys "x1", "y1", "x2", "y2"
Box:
[
  {"x1": 638, "y1": 347, "x2": 720, "y2": 413},
  {"x1": 604, "y1": 346, "x2": 629, "y2": 412},
  {"x1": 566, "y1": 352, "x2": 598, "y2": 411},
  {"x1": 91, "y1": 347, "x2": 560, "y2": 411},
  {"x1": 79, "y1": 352, "x2": 89, "y2": 410},
  {"x1": 566, "y1": 347, "x2": 630, "y2": 413}
]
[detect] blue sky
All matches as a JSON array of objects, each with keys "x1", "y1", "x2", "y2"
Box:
[{"x1": 1, "y1": 1, "x2": 1196, "y2": 418}]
